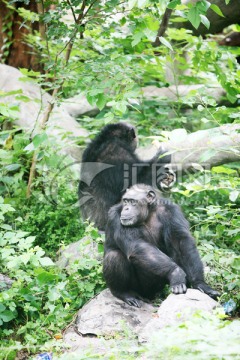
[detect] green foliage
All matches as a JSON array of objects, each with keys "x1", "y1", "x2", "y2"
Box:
[
  {"x1": 144, "y1": 312, "x2": 240, "y2": 359},
  {"x1": 0, "y1": 0, "x2": 240, "y2": 357},
  {"x1": 0, "y1": 198, "x2": 104, "y2": 358},
  {"x1": 171, "y1": 165, "x2": 240, "y2": 306}
]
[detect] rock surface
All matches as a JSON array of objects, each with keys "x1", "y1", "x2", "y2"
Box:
[
  {"x1": 75, "y1": 289, "x2": 156, "y2": 336},
  {"x1": 0, "y1": 64, "x2": 88, "y2": 160},
  {"x1": 0, "y1": 274, "x2": 13, "y2": 290},
  {"x1": 63, "y1": 288, "x2": 220, "y2": 355},
  {"x1": 56, "y1": 236, "x2": 102, "y2": 270},
  {"x1": 138, "y1": 289, "x2": 219, "y2": 343}
]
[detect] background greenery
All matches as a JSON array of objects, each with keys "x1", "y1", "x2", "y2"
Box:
[{"x1": 0, "y1": 0, "x2": 239, "y2": 358}]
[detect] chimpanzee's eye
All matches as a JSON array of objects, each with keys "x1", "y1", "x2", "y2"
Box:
[
  {"x1": 123, "y1": 199, "x2": 128, "y2": 204},
  {"x1": 131, "y1": 199, "x2": 137, "y2": 206}
]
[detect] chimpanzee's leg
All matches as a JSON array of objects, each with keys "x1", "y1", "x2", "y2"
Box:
[
  {"x1": 103, "y1": 250, "x2": 141, "y2": 307},
  {"x1": 128, "y1": 242, "x2": 187, "y2": 296},
  {"x1": 166, "y1": 205, "x2": 220, "y2": 299},
  {"x1": 174, "y1": 239, "x2": 220, "y2": 298}
]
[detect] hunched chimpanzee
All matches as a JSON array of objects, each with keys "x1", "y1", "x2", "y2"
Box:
[
  {"x1": 78, "y1": 122, "x2": 175, "y2": 230},
  {"x1": 103, "y1": 184, "x2": 219, "y2": 307}
]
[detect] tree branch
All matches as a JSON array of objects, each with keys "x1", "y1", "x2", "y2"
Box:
[{"x1": 152, "y1": 3, "x2": 173, "y2": 47}]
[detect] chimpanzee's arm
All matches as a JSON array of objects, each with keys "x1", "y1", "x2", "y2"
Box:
[
  {"x1": 161, "y1": 204, "x2": 205, "y2": 286},
  {"x1": 129, "y1": 239, "x2": 187, "y2": 293}
]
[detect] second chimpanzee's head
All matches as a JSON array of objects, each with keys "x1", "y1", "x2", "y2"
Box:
[
  {"x1": 103, "y1": 122, "x2": 138, "y2": 152},
  {"x1": 120, "y1": 184, "x2": 157, "y2": 226}
]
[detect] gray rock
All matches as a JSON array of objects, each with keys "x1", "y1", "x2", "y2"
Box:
[
  {"x1": 138, "y1": 289, "x2": 220, "y2": 343},
  {"x1": 56, "y1": 236, "x2": 101, "y2": 269},
  {"x1": 0, "y1": 274, "x2": 13, "y2": 290},
  {"x1": 63, "y1": 288, "x2": 221, "y2": 355},
  {"x1": 75, "y1": 289, "x2": 156, "y2": 337},
  {"x1": 63, "y1": 326, "x2": 113, "y2": 355},
  {"x1": 0, "y1": 64, "x2": 88, "y2": 160}
]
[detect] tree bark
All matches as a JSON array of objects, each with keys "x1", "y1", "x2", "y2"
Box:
[{"x1": 0, "y1": 0, "x2": 42, "y2": 71}]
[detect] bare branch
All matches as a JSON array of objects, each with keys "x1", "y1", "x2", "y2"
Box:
[
  {"x1": 152, "y1": 3, "x2": 173, "y2": 47},
  {"x1": 66, "y1": 0, "x2": 77, "y2": 23}
]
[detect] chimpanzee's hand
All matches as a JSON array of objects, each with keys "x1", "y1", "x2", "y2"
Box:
[
  {"x1": 169, "y1": 267, "x2": 187, "y2": 294},
  {"x1": 171, "y1": 283, "x2": 187, "y2": 294}
]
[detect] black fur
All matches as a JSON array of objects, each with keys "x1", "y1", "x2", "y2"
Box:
[
  {"x1": 103, "y1": 184, "x2": 219, "y2": 307},
  {"x1": 79, "y1": 122, "x2": 174, "y2": 230}
]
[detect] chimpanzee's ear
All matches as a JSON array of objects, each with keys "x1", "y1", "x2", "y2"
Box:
[
  {"x1": 147, "y1": 190, "x2": 156, "y2": 204},
  {"x1": 130, "y1": 127, "x2": 136, "y2": 138}
]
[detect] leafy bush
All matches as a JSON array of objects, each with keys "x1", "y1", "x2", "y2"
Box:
[{"x1": 0, "y1": 198, "x2": 104, "y2": 358}]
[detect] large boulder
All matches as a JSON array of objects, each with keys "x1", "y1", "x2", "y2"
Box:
[
  {"x1": 75, "y1": 289, "x2": 156, "y2": 337},
  {"x1": 56, "y1": 236, "x2": 102, "y2": 270},
  {"x1": 63, "y1": 288, "x2": 220, "y2": 355},
  {"x1": 0, "y1": 64, "x2": 88, "y2": 159},
  {"x1": 138, "y1": 289, "x2": 219, "y2": 343}
]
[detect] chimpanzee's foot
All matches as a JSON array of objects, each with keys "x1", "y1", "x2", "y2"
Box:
[
  {"x1": 112, "y1": 290, "x2": 142, "y2": 307},
  {"x1": 194, "y1": 282, "x2": 220, "y2": 299}
]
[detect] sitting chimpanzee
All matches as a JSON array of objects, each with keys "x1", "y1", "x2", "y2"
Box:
[
  {"x1": 103, "y1": 184, "x2": 219, "y2": 307},
  {"x1": 79, "y1": 122, "x2": 175, "y2": 230}
]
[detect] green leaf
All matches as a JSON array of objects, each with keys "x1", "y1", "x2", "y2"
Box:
[
  {"x1": 199, "y1": 149, "x2": 217, "y2": 162},
  {"x1": 200, "y1": 14, "x2": 210, "y2": 29},
  {"x1": 24, "y1": 142, "x2": 35, "y2": 152},
  {"x1": 167, "y1": 0, "x2": 181, "y2": 9},
  {"x1": 187, "y1": 7, "x2": 201, "y2": 29},
  {"x1": 48, "y1": 288, "x2": 60, "y2": 301},
  {"x1": 211, "y1": 166, "x2": 236, "y2": 175},
  {"x1": 37, "y1": 271, "x2": 57, "y2": 285},
  {"x1": 210, "y1": 4, "x2": 224, "y2": 17},
  {"x1": 114, "y1": 101, "x2": 127, "y2": 114},
  {"x1": 15, "y1": 95, "x2": 30, "y2": 102},
  {"x1": 0, "y1": 310, "x2": 16, "y2": 323},
  {"x1": 131, "y1": 32, "x2": 143, "y2": 46},
  {"x1": 32, "y1": 133, "x2": 48, "y2": 148},
  {"x1": 86, "y1": 94, "x2": 95, "y2": 106},
  {"x1": 39, "y1": 257, "x2": 54, "y2": 266},
  {"x1": 7, "y1": 258, "x2": 21, "y2": 269},
  {"x1": 21, "y1": 253, "x2": 31, "y2": 265},
  {"x1": 232, "y1": 257, "x2": 240, "y2": 270},
  {"x1": 0, "y1": 304, "x2": 6, "y2": 312},
  {"x1": 229, "y1": 190, "x2": 239, "y2": 202},
  {"x1": 96, "y1": 93, "x2": 107, "y2": 110},
  {"x1": 4, "y1": 164, "x2": 21, "y2": 172},
  {"x1": 196, "y1": 0, "x2": 211, "y2": 12},
  {"x1": 159, "y1": 36, "x2": 173, "y2": 51}
]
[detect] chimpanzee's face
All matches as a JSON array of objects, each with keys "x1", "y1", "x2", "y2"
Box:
[{"x1": 120, "y1": 187, "x2": 156, "y2": 226}]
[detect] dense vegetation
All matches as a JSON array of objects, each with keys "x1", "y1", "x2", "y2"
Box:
[{"x1": 0, "y1": 0, "x2": 239, "y2": 358}]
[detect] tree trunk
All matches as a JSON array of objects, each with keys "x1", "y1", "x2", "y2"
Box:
[{"x1": 0, "y1": 0, "x2": 42, "y2": 71}]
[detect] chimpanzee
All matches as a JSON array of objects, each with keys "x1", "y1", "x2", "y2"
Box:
[
  {"x1": 103, "y1": 184, "x2": 219, "y2": 307},
  {"x1": 79, "y1": 122, "x2": 175, "y2": 230}
]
